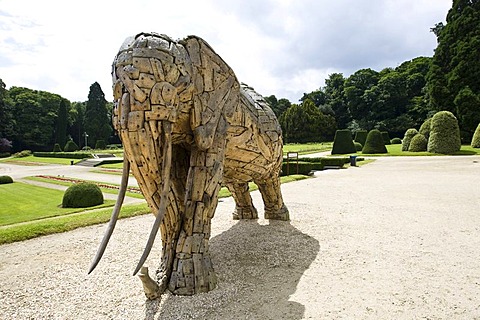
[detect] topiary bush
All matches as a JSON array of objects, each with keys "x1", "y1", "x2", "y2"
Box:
[
  {"x1": 64, "y1": 140, "x2": 79, "y2": 152},
  {"x1": 471, "y1": 123, "x2": 480, "y2": 148},
  {"x1": 331, "y1": 129, "x2": 356, "y2": 155},
  {"x1": 95, "y1": 139, "x2": 106, "y2": 150},
  {"x1": 354, "y1": 130, "x2": 368, "y2": 146},
  {"x1": 362, "y1": 129, "x2": 388, "y2": 154},
  {"x1": 408, "y1": 133, "x2": 428, "y2": 152},
  {"x1": 53, "y1": 143, "x2": 62, "y2": 152},
  {"x1": 354, "y1": 141, "x2": 363, "y2": 151},
  {"x1": 419, "y1": 118, "x2": 432, "y2": 140},
  {"x1": 402, "y1": 128, "x2": 418, "y2": 151},
  {"x1": 391, "y1": 137, "x2": 402, "y2": 144},
  {"x1": 0, "y1": 175, "x2": 14, "y2": 184},
  {"x1": 381, "y1": 131, "x2": 391, "y2": 145},
  {"x1": 62, "y1": 183, "x2": 104, "y2": 208},
  {"x1": 427, "y1": 111, "x2": 461, "y2": 154}
]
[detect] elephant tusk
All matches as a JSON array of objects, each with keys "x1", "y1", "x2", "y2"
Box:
[
  {"x1": 133, "y1": 121, "x2": 173, "y2": 275},
  {"x1": 88, "y1": 158, "x2": 131, "y2": 274}
]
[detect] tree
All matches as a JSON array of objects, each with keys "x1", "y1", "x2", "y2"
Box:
[
  {"x1": 84, "y1": 82, "x2": 112, "y2": 148},
  {"x1": 264, "y1": 95, "x2": 291, "y2": 119},
  {"x1": 0, "y1": 78, "x2": 15, "y2": 141},
  {"x1": 344, "y1": 68, "x2": 380, "y2": 122},
  {"x1": 69, "y1": 102, "x2": 86, "y2": 148},
  {"x1": 55, "y1": 99, "x2": 69, "y2": 148},
  {"x1": 324, "y1": 73, "x2": 351, "y2": 129},
  {"x1": 8, "y1": 87, "x2": 64, "y2": 151},
  {"x1": 280, "y1": 99, "x2": 336, "y2": 143},
  {"x1": 427, "y1": 0, "x2": 480, "y2": 139}
]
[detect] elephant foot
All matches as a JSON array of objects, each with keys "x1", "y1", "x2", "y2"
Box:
[
  {"x1": 168, "y1": 252, "x2": 217, "y2": 295},
  {"x1": 232, "y1": 205, "x2": 258, "y2": 220},
  {"x1": 138, "y1": 267, "x2": 161, "y2": 300},
  {"x1": 264, "y1": 203, "x2": 290, "y2": 221}
]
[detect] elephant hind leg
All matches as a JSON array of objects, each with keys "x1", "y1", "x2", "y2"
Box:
[
  {"x1": 256, "y1": 173, "x2": 289, "y2": 221},
  {"x1": 226, "y1": 182, "x2": 258, "y2": 220}
]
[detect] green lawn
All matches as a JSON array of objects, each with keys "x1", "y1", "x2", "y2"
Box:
[
  {"x1": 361, "y1": 144, "x2": 480, "y2": 156},
  {"x1": 0, "y1": 182, "x2": 114, "y2": 226},
  {"x1": 283, "y1": 142, "x2": 333, "y2": 155},
  {"x1": 1, "y1": 155, "x2": 80, "y2": 165}
]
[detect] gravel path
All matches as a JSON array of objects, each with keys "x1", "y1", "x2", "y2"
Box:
[{"x1": 1, "y1": 156, "x2": 480, "y2": 319}]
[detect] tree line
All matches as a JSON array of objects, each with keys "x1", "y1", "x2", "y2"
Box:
[
  {"x1": 0, "y1": 81, "x2": 115, "y2": 153},
  {"x1": 268, "y1": 0, "x2": 479, "y2": 143},
  {"x1": 0, "y1": 0, "x2": 478, "y2": 152}
]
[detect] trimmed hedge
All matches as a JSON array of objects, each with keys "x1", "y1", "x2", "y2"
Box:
[
  {"x1": 381, "y1": 131, "x2": 391, "y2": 145},
  {"x1": 331, "y1": 129, "x2": 356, "y2": 155},
  {"x1": 402, "y1": 128, "x2": 418, "y2": 151},
  {"x1": 0, "y1": 175, "x2": 14, "y2": 184},
  {"x1": 64, "y1": 140, "x2": 79, "y2": 152},
  {"x1": 391, "y1": 137, "x2": 402, "y2": 144},
  {"x1": 471, "y1": 123, "x2": 480, "y2": 148},
  {"x1": 33, "y1": 152, "x2": 92, "y2": 159},
  {"x1": 419, "y1": 118, "x2": 432, "y2": 140},
  {"x1": 427, "y1": 111, "x2": 461, "y2": 154},
  {"x1": 354, "y1": 130, "x2": 368, "y2": 146},
  {"x1": 362, "y1": 129, "x2": 388, "y2": 154},
  {"x1": 95, "y1": 140, "x2": 107, "y2": 150},
  {"x1": 354, "y1": 141, "x2": 363, "y2": 151},
  {"x1": 62, "y1": 183, "x2": 104, "y2": 208},
  {"x1": 53, "y1": 143, "x2": 62, "y2": 152},
  {"x1": 408, "y1": 133, "x2": 428, "y2": 152}
]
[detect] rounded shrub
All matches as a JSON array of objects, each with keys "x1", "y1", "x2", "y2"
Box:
[
  {"x1": 354, "y1": 141, "x2": 363, "y2": 151},
  {"x1": 391, "y1": 137, "x2": 402, "y2": 144},
  {"x1": 419, "y1": 118, "x2": 432, "y2": 140},
  {"x1": 381, "y1": 131, "x2": 391, "y2": 145},
  {"x1": 362, "y1": 129, "x2": 388, "y2": 154},
  {"x1": 62, "y1": 183, "x2": 104, "y2": 208},
  {"x1": 64, "y1": 140, "x2": 79, "y2": 152},
  {"x1": 408, "y1": 133, "x2": 428, "y2": 152},
  {"x1": 354, "y1": 130, "x2": 368, "y2": 146},
  {"x1": 427, "y1": 111, "x2": 461, "y2": 154},
  {"x1": 53, "y1": 143, "x2": 62, "y2": 152},
  {"x1": 402, "y1": 128, "x2": 418, "y2": 151},
  {"x1": 471, "y1": 123, "x2": 480, "y2": 148},
  {"x1": 331, "y1": 129, "x2": 356, "y2": 155},
  {"x1": 0, "y1": 175, "x2": 14, "y2": 184}
]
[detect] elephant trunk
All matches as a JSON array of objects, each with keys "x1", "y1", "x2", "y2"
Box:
[
  {"x1": 132, "y1": 120, "x2": 173, "y2": 275},
  {"x1": 88, "y1": 158, "x2": 131, "y2": 274}
]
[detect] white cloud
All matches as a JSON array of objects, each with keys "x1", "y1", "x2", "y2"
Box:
[{"x1": 0, "y1": 0, "x2": 452, "y2": 103}]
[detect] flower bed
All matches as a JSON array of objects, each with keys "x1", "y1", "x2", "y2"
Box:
[{"x1": 35, "y1": 175, "x2": 142, "y2": 194}]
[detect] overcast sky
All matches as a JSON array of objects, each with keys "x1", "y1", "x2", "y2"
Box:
[{"x1": 0, "y1": 0, "x2": 452, "y2": 103}]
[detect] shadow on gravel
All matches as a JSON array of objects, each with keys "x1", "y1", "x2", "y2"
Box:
[{"x1": 146, "y1": 219, "x2": 319, "y2": 319}]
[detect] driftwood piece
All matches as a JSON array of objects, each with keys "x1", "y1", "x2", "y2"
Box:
[{"x1": 110, "y1": 32, "x2": 289, "y2": 298}]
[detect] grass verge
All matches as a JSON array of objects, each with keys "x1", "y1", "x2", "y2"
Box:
[
  {"x1": 0, "y1": 203, "x2": 149, "y2": 244},
  {"x1": 0, "y1": 182, "x2": 115, "y2": 226}
]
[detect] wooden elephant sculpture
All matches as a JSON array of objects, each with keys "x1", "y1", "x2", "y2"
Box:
[{"x1": 89, "y1": 32, "x2": 289, "y2": 297}]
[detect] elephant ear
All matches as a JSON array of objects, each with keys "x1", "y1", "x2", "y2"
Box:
[{"x1": 181, "y1": 36, "x2": 240, "y2": 150}]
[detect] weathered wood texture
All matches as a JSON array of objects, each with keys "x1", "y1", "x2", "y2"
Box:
[{"x1": 111, "y1": 32, "x2": 289, "y2": 297}]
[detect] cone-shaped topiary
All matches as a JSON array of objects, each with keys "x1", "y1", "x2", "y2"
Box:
[
  {"x1": 471, "y1": 123, "x2": 480, "y2": 148},
  {"x1": 362, "y1": 129, "x2": 388, "y2": 154},
  {"x1": 62, "y1": 183, "x2": 103, "y2": 208},
  {"x1": 427, "y1": 111, "x2": 461, "y2": 154},
  {"x1": 419, "y1": 118, "x2": 431, "y2": 140},
  {"x1": 331, "y1": 129, "x2": 356, "y2": 154},
  {"x1": 381, "y1": 131, "x2": 391, "y2": 145},
  {"x1": 95, "y1": 139, "x2": 106, "y2": 150},
  {"x1": 53, "y1": 143, "x2": 62, "y2": 152},
  {"x1": 0, "y1": 175, "x2": 13, "y2": 184},
  {"x1": 64, "y1": 140, "x2": 79, "y2": 152},
  {"x1": 354, "y1": 141, "x2": 363, "y2": 151},
  {"x1": 408, "y1": 133, "x2": 427, "y2": 152},
  {"x1": 402, "y1": 128, "x2": 418, "y2": 151},
  {"x1": 354, "y1": 130, "x2": 368, "y2": 146}
]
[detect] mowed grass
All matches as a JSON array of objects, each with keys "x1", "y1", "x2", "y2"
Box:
[
  {"x1": 361, "y1": 144, "x2": 480, "y2": 156},
  {"x1": 0, "y1": 182, "x2": 114, "y2": 226},
  {"x1": 1, "y1": 155, "x2": 79, "y2": 165}
]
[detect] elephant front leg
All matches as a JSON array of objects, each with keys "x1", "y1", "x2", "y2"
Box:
[
  {"x1": 168, "y1": 150, "x2": 224, "y2": 295},
  {"x1": 226, "y1": 182, "x2": 258, "y2": 220}
]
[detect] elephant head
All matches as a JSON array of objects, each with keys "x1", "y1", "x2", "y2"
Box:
[{"x1": 89, "y1": 32, "x2": 288, "y2": 297}]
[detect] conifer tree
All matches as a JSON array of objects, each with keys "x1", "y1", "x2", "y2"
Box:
[{"x1": 84, "y1": 82, "x2": 112, "y2": 147}]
